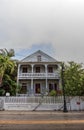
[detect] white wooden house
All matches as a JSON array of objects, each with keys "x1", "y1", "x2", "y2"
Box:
[{"x1": 17, "y1": 50, "x2": 61, "y2": 96}]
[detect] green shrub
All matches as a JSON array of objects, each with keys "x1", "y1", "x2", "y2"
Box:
[{"x1": 49, "y1": 90, "x2": 57, "y2": 96}]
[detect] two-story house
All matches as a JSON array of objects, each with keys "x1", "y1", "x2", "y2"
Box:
[{"x1": 17, "y1": 50, "x2": 61, "y2": 96}]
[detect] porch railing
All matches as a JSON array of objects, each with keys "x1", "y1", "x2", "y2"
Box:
[{"x1": 18, "y1": 72, "x2": 60, "y2": 79}]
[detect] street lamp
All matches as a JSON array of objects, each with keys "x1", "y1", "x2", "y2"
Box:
[{"x1": 61, "y1": 63, "x2": 68, "y2": 112}]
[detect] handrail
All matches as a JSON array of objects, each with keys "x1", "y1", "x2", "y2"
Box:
[{"x1": 18, "y1": 72, "x2": 60, "y2": 79}]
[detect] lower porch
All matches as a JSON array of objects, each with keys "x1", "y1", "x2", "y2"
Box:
[{"x1": 17, "y1": 79, "x2": 61, "y2": 96}]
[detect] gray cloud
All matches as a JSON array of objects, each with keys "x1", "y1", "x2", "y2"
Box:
[{"x1": 0, "y1": 0, "x2": 84, "y2": 62}]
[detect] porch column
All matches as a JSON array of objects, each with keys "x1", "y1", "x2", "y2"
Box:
[
  {"x1": 31, "y1": 64, "x2": 34, "y2": 73},
  {"x1": 16, "y1": 64, "x2": 21, "y2": 96},
  {"x1": 58, "y1": 65, "x2": 62, "y2": 90},
  {"x1": 17, "y1": 64, "x2": 21, "y2": 85},
  {"x1": 31, "y1": 64, "x2": 34, "y2": 96},
  {"x1": 31, "y1": 78, "x2": 34, "y2": 95},
  {"x1": 45, "y1": 64, "x2": 48, "y2": 94}
]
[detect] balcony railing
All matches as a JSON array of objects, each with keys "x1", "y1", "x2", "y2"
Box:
[{"x1": 18, "y1": 72, "x2": 60, "y2": 79}]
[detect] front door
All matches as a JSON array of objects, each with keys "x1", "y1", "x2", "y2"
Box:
[
  {"x1": 35, "y1": 83, "x2": 41, "y2": 94},
  {"x1": 20, "y1": 83, "x2": 27, "y2": 94}
]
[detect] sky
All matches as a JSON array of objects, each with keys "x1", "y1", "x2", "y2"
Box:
[{"x1": 0, "y1": 0, "x2": 84, "y2": 63}]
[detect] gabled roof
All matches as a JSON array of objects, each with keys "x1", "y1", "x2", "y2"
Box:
[{"x1": 21, "y1": 50, "x2": 57, "y2": 62}]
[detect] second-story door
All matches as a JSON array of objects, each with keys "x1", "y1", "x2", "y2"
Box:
[
  {"x1": 48, "y1": 67, "x2": 53, "y2": 73},
  {"x1": 36, "y1": 67, "x2": 40, "y2": 73}
]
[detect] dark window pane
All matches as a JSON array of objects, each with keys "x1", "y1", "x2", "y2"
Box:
[
  {"x1": 49, "y1": 83, "x2": 53, "y2": 92},
  {"x1": 22, "y1": 67, "x2": 27, "y2": 73},
  {"x1": 35, "y1": 84, "x2": 41, "y2": 94},
  {"x1": 48, "y1": 67, "x2": 53, "y2": 73},
  {"x1": 36, "y1": 67, "x2": 40, "y2": 73},
  {"x1": 54, "y1": 83, "x2": 57, "y2": 91}
]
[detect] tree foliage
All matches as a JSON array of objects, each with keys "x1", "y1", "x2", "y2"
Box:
[
  {"x1": 63, "y1": 61, "x2": 84, "y2": 96},
  {"x1": 0, "y1": 48, "x2": 18, "y2": 96},
  {"x1": 0, "y1": 49, "x2": 15, "y2": 84}
]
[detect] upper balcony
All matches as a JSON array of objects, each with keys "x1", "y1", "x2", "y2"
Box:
[
  {"x1": 18, "y1": 72, "x2": 60, "y2": 79},
  {"x1": 18, "y1": 64, "x2": 60, "y2": 79}
]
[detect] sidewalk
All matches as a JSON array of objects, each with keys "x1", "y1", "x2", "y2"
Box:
[{"x1": 0, "y1": 110, "x2": 84, "y2": 115}]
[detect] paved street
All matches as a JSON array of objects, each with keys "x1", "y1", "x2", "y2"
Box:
[{"x1": 0, "y1": 111, "x2": 84, "y2": 130}]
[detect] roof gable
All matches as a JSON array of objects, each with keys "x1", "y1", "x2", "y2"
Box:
[{"x1": 21, "y1": 50, "x2": 57, "y2": 62}]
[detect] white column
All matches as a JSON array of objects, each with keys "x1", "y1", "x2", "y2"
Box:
[
  {"x1": 17, "y1": 64, "x2": 21, "y2": 85},
  {"x1": 31, "y1": 64, "x2": 34, "y2": 73},
  {"x1": 31, "y1": 64, "x2": 34, "y2": 96},
  {"x1": 45, "y1": 64, "x2": 48, "y2": 94},
  {"x1": 16, "y1": 64, "x2": 21, "y2": 96},
  {"x1": 58, "y1": 65, "x2": 62, "y2": 90},
  {"x1": 31, "y1": 78, "x2": 34, "y2": 95}
]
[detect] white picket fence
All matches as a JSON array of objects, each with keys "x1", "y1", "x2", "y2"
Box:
[
  {"x1": 4, "y1": 96, "x2": 65, "y2": 104},
  {"x1": 0, "y1": 96, "x2": 84, "y2": 111}
]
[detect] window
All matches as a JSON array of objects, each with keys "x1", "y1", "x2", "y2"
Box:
[
  {"x1": 48, "y1": 67, "x2": 53, "y2": 73},
  {"x1": 49, "y1": 83, "x2": 57, "y2": 92},
  {"x1": 49, "y1": 83, "x2": 53, "y2": 92},
  {"x1": 54, "y1": 83, "x2": 57, "y2": 91},
  {"x1": 22, "y1": 67, "x2": 27, "y2": 73},
  {"x1": 37, "y1": 55, "x2": 41, "y2": 62},
  {"x1": 36, "y1": 67, "x2": 40, "y2": 73},
  {"x1": 35, "y1": 83, "x2": 41, "y2": 94}
]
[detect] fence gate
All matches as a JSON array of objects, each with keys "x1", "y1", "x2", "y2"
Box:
[{"x1": 0, "y1": 98, "x2": 4, "y2": 110}]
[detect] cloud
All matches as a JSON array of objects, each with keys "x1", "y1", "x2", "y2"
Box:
[{"x1": 0, "y1": 0, "x2": 84, "y2": 62}]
